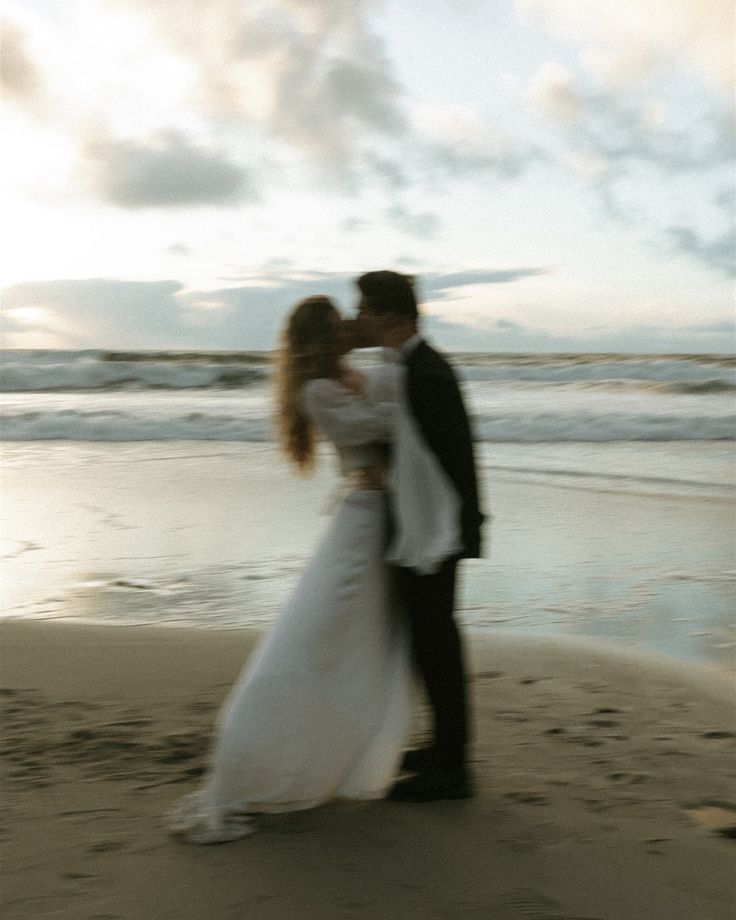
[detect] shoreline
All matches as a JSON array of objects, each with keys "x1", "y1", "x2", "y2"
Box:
[
  {"x1": 2, "y1": 619, "x2": 735, "y2": 919},
  {"x1": 1, "y1": 618, "x2": 734, "y2": 700}
]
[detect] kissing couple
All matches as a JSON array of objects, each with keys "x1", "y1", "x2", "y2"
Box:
[{"x1": 170, "y1": 270, "x2": 485, "y2": 844}]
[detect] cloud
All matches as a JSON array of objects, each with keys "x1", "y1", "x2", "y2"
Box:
[
  {"x1": 667, "y1": 224, "x2": 736, "y2": 277},
  {"x1": 0, "y1": 282, "x2": 440, "y2": 352},
  {"x1": 1, "y1": 19, "x2": 40, "y2": 101},
  {"x1": 385, "y1": 205, "x2": 441, "y2": 239},
  {"x1": 82, "y1": 129, "x2": 255, "y2": 208},
  {"x1": 412, "y1": 104, "x2": 546, "y2": 182},
  {"x1": 117, "y1": 0, "x2": 407, "y2": 172},
  {"x1": 428, "y1": 314, "x2": 736, "y2": 353},
  {"x1": 523, "y1": 18, "x2": 734, "y2": 272},
  {"x1": 419, "y1": 138, "x2": 545, "y2": 182},
  {"x1": 520, "y1": 0, "x2": 735, "y2": 197},
  {"x1": 178, "y1": 271, "x2": 362, "y2": 348},
  {"x1": 526, "y1": 66, "x2": 733, "y2": 175},
  {"x1": 113, "y1": 0, "x2": 539, "y2": 192},
  {"x1": 266, "y1": 45, "x2": 407, "y2": 174},
  {"x1": 1, "y1": 279, "x2": 188, "y2": 348},
  {"x1": 665, "y1": 184, "x2": 735, "y2": 276},
  {"x1": 360, "y1": 151, "x2": 410, "y2": 189},
  {"x1": 685, "y1": 320, "x2": 736, "y2": 334},
  {"x1": 516, "y1": 0, "x2": 735, "y2": 91},
  {"x1": 526, "y1": 63, "x2": 582, "y2": 124},
  {"x1": 0, "y1": 0, "x2": 541, "y2": 228},
  {"x1": 423, "y1": 268, "x2": 550, "y2": 296}
]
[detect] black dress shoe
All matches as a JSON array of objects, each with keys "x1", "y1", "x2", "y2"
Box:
[
  {"x1": 400, "y1": 745, "x2": 437, "y2": 773},
  {"x1": 388, "y1": 765, "x2": 474, "y2": 802}
]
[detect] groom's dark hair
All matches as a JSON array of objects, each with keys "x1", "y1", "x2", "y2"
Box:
[{"x1": 356, "y1": 270, "x2": 418, "y2": 321}]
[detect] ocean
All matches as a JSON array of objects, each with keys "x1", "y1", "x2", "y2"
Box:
[
  {"x1": 1, "y1": 349, "x2": 734, "y2": 498},
  {"x1": 2, "y1": 349, "x2": 734, "y2": 439}
]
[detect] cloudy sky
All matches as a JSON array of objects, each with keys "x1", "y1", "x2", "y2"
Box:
[{"x1": 2, "y1": 0, "x2": 734, "y2": 352}]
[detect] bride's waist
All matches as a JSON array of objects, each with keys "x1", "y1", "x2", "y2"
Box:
[{"x1": 342, "y1": 467, "x2": 386, "y2": 491}]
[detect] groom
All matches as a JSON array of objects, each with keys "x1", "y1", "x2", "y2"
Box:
[{"x1": 354, "y1": 270, "x2": 484, "y2": 802}]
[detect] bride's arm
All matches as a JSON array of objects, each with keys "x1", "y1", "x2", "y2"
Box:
[{"x1": 302, "y1": 377, "x2": 394, "y2": 448}]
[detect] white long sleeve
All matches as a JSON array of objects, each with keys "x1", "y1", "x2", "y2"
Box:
[{"x1": 301, "y1": 377, "x2": 394, "y2": 448}]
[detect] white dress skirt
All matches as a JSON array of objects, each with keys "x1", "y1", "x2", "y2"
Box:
[{"x1": 169, "y1": 373, "x2": 412, "y2": 844}]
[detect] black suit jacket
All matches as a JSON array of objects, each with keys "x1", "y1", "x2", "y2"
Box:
[{"x1": 404, "y1": 340, "x2": 484, "y2": 559}]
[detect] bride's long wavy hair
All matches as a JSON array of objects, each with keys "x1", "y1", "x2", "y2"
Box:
[{"x1": 275, "y1": 295, "x2": 341, "y2": 472}]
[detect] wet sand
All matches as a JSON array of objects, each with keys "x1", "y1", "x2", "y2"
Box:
[
  {"x1": 2, "y1": 620, "x2": 735, "y2": 920},
  {"x1": 2, "y1": 442, "x2": 734, "y2": 669}
]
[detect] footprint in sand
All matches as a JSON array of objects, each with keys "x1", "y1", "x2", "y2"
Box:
[
  {"x1": 1, "y1": 689, "x2": 214, "y2": 786},
  {"x1": 607, "y1": 771, "x2": 650, "y2": 785},
  {"x1": 687, "y1": 801, "x2": 736, "y2": 839},
  {"x1": 505, "y1": 887, "x2": 605, "y2": 919},
  {"x1": 87, "y1": 839, "x2": 127, "y2": 853},
  {"x1": 156, "y1": 731, "x2": 210, "y2": 764},
  {"x1": 495, "y1": 710, "x2": 531, "y2": 723},
  {"x1": 504, "y1": 790, "x2": 550, "y2": 806}
]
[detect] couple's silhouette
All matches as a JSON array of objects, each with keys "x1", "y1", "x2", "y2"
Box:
[{"x1": 170, "y1": 271, "x2": 484, "y2": 843}]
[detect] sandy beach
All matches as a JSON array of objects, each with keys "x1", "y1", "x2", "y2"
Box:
[{"x1": 2, "y1": 620, "x2": 735, "y2": 920}]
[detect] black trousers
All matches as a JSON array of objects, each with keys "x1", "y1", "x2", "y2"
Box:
[{"x1": 393, "y1": 558, "x2": 470, "y2": 770}]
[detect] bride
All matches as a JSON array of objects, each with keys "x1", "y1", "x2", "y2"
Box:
[{"x1": 168, "y1": 295, "x2": 412, "y2": 844}]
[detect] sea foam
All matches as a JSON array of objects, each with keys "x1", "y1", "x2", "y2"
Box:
[{"x1": 1, "y1": 350, "x2": 733, "y2": 444}]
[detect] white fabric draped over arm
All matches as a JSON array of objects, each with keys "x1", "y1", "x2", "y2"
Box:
[
  {"x1": 302, "y1": 367, "x2": 462, "y2": 575},
  {"x1": 385, "y1": 365, "x2": 463, "y2": 575},
  {"x1": 301, "y1": 377, "x2": 394, "y2": 447}
]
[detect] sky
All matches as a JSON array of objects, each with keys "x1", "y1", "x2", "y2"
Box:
[{"x1": 1, "y1": 0, "x2": 734, "y2": 353}]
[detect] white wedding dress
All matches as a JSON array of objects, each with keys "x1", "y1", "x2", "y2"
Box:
[{"x1": 168, "y1": 365, "x2": 413, "y2": 844}]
